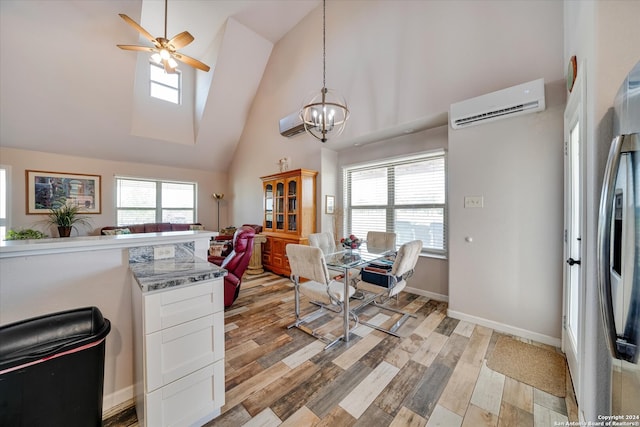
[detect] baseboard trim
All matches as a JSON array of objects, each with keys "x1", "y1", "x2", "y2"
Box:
[
  {"x1": 447, "y1": 309, "x2": 561, "y2": 347},
  {"x1": 102, "y1": 386, "x2": 134, "y2": 417},
  {"x1": 405, "y1": 286, "x2": 448, "y2": 302}
]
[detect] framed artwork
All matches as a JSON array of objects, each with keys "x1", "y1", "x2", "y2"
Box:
[
  {"x1": 325, "y1": 195, "x2": 335, "y2": 214},
  {"x1": 26, "y1": 170, "x2": 102, "y2": 214}
]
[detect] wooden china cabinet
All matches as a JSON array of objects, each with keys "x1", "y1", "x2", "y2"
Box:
[{"x1": 260, "y1": 168, "x2": 317, "y2": 276}]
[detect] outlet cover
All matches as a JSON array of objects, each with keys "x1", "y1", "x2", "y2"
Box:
[
  {"x1": 464, "y1": 196, "x2": 484, "y2": 208},
  {"x1": 154, "y1": 245, "x2": 175, "y2": 260}
]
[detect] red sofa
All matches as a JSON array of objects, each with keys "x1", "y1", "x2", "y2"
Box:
[{"x1": 101, "y1": 222, "x2": 203, "y2": 235}]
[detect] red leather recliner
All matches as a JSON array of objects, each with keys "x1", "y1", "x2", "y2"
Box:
[
  {"x1": 208, "y1": 225, "x2": 256, "y2": 307},
  {"x1": 209, "y1": 224, "x2": 262, "y2": 265}
]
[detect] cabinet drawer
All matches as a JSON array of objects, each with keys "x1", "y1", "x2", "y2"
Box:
[
  {"x1": 145, "y1": 312, "x2": 224, "y2": 392},
  {"x1": 145, "y1": 360, "x2": 224, "y2": 427},
  {"x1": 144, "y1": 279, "x2": 223, "y2": 334},
  {"x1": 262, "y1": 252, "x2": 271, "y2": 266}
]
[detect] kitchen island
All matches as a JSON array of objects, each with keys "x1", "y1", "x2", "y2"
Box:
[{"x1": 0, "y1": 230, "x2": 224, "y2": 418}]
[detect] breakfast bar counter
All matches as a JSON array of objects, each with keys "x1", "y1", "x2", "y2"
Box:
[{"x1": 0, "y1": 230, "x2": 221, "y2": 418}]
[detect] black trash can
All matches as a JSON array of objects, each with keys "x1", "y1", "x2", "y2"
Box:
[{"x1": 0, "y1": 306, "x2": 111, "y2": 427}]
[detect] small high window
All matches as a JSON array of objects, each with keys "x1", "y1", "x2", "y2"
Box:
[{"x1": 149, "y1": 62, "x2": 181, "y2": 104}]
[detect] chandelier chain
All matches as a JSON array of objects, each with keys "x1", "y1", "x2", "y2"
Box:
[
  {"x1": 322, "y1": 0, "x2": 326, "y2": 89},
  {"x1": 300, "y1": 0, "x2": 349, "y2": 143}
]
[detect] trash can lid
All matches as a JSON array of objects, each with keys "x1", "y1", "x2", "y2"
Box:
[{"x1": 0, "y1": 306, "x2": 111, "y2": 372}]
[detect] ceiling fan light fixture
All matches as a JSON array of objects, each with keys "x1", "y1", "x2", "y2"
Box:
[
  {"x1": 116, "y1": 0, "x2": 210, "y2": 73},
  {"x1": 300, "y1": 0, "x2": 349, "y2": 143}
]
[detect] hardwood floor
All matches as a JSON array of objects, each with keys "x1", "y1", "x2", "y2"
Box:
[{"x1": 104, "y1": 272, "x2": 579, "y2": 427}]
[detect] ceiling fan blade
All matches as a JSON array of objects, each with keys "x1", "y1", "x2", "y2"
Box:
[
  {"x1": 167, "y1": 31, "x2": 194, "y2": 51},
  {"x1": 172, "y1": 52, "x2": 211, "y2": 72},
  {"x1": 117, "y1": 44, "x2": 156, "y2": 53},
  {"x1": 118, "y1": 14, "x2": 160, "y2": 48}
]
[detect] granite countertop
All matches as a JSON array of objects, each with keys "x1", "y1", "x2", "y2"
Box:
[{"x1": 131, "y1": 257, "x2": 227, "y2": 293}]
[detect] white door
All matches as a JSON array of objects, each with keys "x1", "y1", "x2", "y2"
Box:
[{"x1": 563, "y1": 69, "x2": 586, "y2": 407}]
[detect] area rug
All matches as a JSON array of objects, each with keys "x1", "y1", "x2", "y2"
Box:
[{"x1": 487, "y1": 336, "x2": 566, "y2": 397}]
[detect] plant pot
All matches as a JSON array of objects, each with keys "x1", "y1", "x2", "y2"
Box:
[{"x1": 57, "y1": 226, "x2": 72, "y2": 238}]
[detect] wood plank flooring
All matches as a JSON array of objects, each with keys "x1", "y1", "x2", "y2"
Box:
[{"x1": 104, "y1": 272, "x2": 579, "y2": 427}]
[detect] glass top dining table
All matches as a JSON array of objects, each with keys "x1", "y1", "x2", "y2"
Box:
[{"x1": 324, "y1": 244, "x2": 395, "y2": 343}]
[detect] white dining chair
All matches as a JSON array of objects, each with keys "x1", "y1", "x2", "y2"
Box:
[
  {"x1": 309, "y1": 231, "x2": 360, "y2": 283},
  {"x1": 286, "y1": 244, "x2": 358, "y2": 348},
  {"x1": 366, "y1": 231, "x2": 397, "y2": 252},
  {"x1": 353, "y1": 239, "x2": 423, "y2": 336}
]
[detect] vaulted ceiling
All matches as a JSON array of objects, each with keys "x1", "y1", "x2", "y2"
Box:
[{"x1": 0, "y1": 0, "x2": 319, "y2": 171}]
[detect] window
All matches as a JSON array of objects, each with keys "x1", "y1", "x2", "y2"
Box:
[
  {"x1": 149, "y1": 62, "x2": 181, "y2": 104},
  {"x1": 0, "y1": 166, "x2": 8, "y2": 239},
  {"x1": 343, "y1": 151, "x2": 447, "y2": 256},
  {"x1": 116, "y1": 177, "x2": 196, "y2": 226}
]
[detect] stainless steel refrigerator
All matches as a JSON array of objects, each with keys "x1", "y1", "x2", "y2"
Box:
[{"x1": 597, "y1": 60, "x2": 640, "y2": 415}]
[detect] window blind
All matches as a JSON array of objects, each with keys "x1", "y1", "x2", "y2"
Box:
[{"x1": 343, "y1": 151, "x2": 447, "y2": 256}]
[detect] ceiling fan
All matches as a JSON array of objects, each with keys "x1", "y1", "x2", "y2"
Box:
[{"x1": 117, "y1": 0, "x2": 210, "y2": 73}]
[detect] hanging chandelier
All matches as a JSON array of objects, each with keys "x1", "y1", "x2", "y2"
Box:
[{"x1": 300, "y1": 0, "x2": 349, "y2": 143}]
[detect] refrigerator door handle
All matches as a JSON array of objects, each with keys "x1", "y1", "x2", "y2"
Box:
[{"x1": 597, "y1": 134, "x2": 625, "y2": 360}]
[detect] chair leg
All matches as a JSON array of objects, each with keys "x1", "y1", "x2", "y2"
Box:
[
  {"x1": 294, "y1": 276, "x2": 301, "y2": 320},
  {"x1": 350, "y1": 289, "x2": 416, "y2": 337},
  {"x1": 287, "y1": 288, "x2": 360, "y2": 349},
  {"x1": 323, "y1": 310, "x2": 360, "y2": 349}
]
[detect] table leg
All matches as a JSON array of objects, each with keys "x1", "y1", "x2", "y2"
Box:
[{"x1": 343, "y1": 265, "x2": 350, "y2": 342}]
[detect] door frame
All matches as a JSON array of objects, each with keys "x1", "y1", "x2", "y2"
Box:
[{"x1": 562, "y1": 65, "x2": 587, "y2": 408}]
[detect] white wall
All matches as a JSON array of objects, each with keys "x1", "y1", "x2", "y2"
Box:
[
  {"x1": 319, "y1": 147, "x2": 339, "y2": 234},
  {"x1": 0, "y1": 147, "x2": 227, "y2": 235},
  {"x1": 563, "y1": 0, "x2": 640, "y2": 421},
  {"x1": 229, "y1": 0, "x2": 565, "y2": 235},
  {"x1": 228, "y1": 0, "x2": 563, "y2": 303},
  {"x1": 448, "y1": 81, "x2": 566, "y2": 345}
]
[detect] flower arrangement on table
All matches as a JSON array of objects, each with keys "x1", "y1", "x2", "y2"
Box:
[{"x1": 340, "y1": 234, "x2": 362, "y2": 250}]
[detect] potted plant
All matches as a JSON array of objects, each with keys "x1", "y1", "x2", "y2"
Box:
[
  {"x1": 5, "y1": 228, "x2": 48, "y2": 240},
  {"x1": 46, "y1": 199, "x2": 92, "y2": 237}
]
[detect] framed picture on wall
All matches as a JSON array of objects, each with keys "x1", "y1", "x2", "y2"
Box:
[
  {"x1": 325, "y1": 195, "x2": 335, "y2": 214},
  {"x1": 26, "y1": 170, "x2": 102, "y2": 214}
]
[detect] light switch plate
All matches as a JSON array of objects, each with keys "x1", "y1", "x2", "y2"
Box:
[
  {"x1": 464, "y1": 196, "x2": 484, "y2": 208},
  {"x1": 154, "y1": 245, "x2": 175, "y2": 260}
]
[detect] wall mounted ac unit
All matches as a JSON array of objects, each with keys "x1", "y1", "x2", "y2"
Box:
[
  {"x1": 450, "y1": 78, "x2": 545, "y2": 129},
  {"x1": 279, "y1": 111, "x2": 306, "y2": 137}
]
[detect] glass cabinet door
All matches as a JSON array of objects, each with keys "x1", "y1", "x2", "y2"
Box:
[
  {"x1": 287, "y1": 179, "x2": 298, "y2": 232},
  {"x1": 275, "y1": 182, "x2": 285, "y2": 231},
  {"x1": 264, "y1": 183, "x2": 273, "y2": 229}
]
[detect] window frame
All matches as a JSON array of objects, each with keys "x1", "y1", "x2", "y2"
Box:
[
  {"x1": 0, "y1": 165, "x2": 10, "y2": 240},
  {"x1": 343, "y1": 150, "x2": 447, "y2": 257},
  {"x1": 149, "y1": 62, "x2": 182, "y2": 105},
  {"x1": 115, "y1": 176, "x2": 197, "y2": 226}
]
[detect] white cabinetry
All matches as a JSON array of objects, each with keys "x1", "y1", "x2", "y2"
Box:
[{"x1": 132, "y1": 278, "x2": 225, "y2": 427}]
